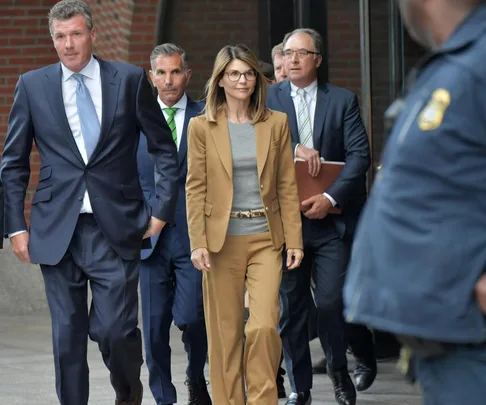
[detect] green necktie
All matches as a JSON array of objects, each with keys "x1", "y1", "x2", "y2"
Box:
[{"x1": 163, "y1": 107, "x2": 178, "y2": 143}]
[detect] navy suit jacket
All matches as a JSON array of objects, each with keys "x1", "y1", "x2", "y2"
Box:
[
  {"x1": 266, "y1": 80, "x2": 370, "y2": 240},
  {"x1": 0, "y1": 56, "x2": 179, "y2": 265},
  {"x1": 137, "y1": 97, "x2": 204, "y2": 259}
]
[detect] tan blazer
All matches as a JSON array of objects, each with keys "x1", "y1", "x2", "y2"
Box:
[{"x1": 186, "y1": 109, "x2": 303, "y2": 253}]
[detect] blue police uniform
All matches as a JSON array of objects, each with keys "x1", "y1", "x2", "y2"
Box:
[{"x1": 344, "y1": 4, "x2": 486, "y2": 404}]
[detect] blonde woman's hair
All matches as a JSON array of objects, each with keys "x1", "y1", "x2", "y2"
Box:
[{"x1": 203, "y1": 44, "x2": 268, "y2": 124}]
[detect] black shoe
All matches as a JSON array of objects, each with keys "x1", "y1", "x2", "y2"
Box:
[
  {"x1": 312, "y1": 357, "x2": 327, "y2": 374},
  {"x1": 186, "y1": 377, "x2": 212, "y2": 405},
  {"x1": 277, "y1": 366, "x2": 286, "y2": 399},
  {"x1": 328, "y1": 368, "x2": 356, "y2": 405},
  {"x1": 353, "y1": 357, "x2": 377, "y2": 392},
  {"x1": 284, "y1": 390, "x2": 311, "y2": 405}
]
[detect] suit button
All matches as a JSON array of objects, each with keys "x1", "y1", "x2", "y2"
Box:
[
  {"x1": 265, "y1": 207, "x2": 269, "y2": 211},
  {"x1": 260, "y1": 184, "x2": 263, "y2": 188},
  {"x1": 78, "y1": 196, "x2": 83, "y2": 201}
]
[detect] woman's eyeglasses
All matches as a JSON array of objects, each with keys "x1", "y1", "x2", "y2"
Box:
[{"x1": 225, "y1": 70, "x2": 257, "y2": 82}]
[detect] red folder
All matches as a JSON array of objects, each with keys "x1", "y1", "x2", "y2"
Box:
[{"x1": 294, "y1": 158, "x2": 344, "y2": 214}]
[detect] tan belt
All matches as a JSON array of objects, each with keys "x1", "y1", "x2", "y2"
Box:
[{"x1": 230, "y1": 208, "x2": 266, "y2": 219}]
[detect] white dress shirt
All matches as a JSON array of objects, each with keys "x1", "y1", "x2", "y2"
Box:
[
  {"x1": 158, "y1": 93, "x2": 187, "y2": 151},
  {"x1": 62, "y1": 55, "x2": 102, "y2": 213},
  {"x1": 290, "y1": 80, "x2": 336, "y2": 206},
  {"x1": 9, "y1": 56, "x2": 102, "y2": 238}
]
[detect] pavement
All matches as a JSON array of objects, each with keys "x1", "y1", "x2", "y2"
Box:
[{"x1": 0, "y1": 314, "x2": 422, "y2": 404}]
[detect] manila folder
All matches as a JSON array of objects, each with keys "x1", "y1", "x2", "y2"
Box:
[{"x1": 294, "y1": 158, "x2": 344, "y2": 214}]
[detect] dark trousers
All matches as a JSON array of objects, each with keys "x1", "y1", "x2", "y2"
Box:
[
  {"x1": 41, "y1": 214, "x2": 143, "y2": 405},
  {"x1": 279, "y1": 217, "x2": 351, "y2": 393},
  {"x1": 140, "y1": 226, "x2": 207, "y2": 405},
  {"x1": 415, "y1": 344, "x2": 486, "y2": 405}
]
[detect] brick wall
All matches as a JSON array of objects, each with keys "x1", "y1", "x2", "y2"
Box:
[
  {"x1": 167, "y1": 0, "x2": 259, "y2": 100},
  {"x1": 0, "y1": 1, "x2": 58, "y2": 213},
  {"x1": 0, "y1": 0, "x2": 423, "y2": 222},
  {"x1": 327, "y1": 0, "x2": 424, "y2": 166}
]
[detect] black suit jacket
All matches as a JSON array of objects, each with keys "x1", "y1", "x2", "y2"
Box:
[
  {"x1": 0, "y1": 56, "x2": 179, "y2": 265},
  {"x1": 266, "y1": 80, "x2": 370, "y2": 240},
  {"x1": 137, "y1": 97, "x2": 204, "y2": 259}
]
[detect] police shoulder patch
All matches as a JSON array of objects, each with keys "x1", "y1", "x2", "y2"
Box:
[{"x1": 417, "y1": 88, "x2": 451, "y2": 131}]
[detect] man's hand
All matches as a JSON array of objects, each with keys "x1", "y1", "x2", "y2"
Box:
[
  {"x1": 191, "y1": 248, "x2": 211, "y2": 272},
  {"x1": 286, "y1": 248, "x2": 304, "y2": 270},
  {"x1": 475, "y1": 274, "x2": 486, "y2": 314},
  {"x1": 11, "y1": 232, "x2": 31, "y2": 263},
  {"x1": 301, "y1": 194, "x2": 332, "y2": 219},
  {"x1": 296, "y1": 145, "x2": 321, "y2": 177},
  {"x1": 143, "y1": 217, "x2": 166, "y2": 239}
]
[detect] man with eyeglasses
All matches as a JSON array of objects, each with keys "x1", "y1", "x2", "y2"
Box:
[{"x1": 267, "y1": 28, "x2": 374, "y2": 405}]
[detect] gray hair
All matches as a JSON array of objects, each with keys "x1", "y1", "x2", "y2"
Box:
[
  {"x1": 48, "y1": 0, "x2": 93, "y2": 35},
  {"x1": 271, "y1": 43, "x2": 284, "y2": 62},
  {"x1": 282, "y1": 28, "x2": 323, "y2": 55},
  {"x1": 150, "y1": 43, "x2": 189, "y2": 71}
]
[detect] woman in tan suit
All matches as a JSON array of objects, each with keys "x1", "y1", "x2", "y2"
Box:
[{"x1": 186, "y1": 44, "x2": 303, "y2": 405}]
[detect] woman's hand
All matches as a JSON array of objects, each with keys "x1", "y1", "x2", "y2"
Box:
[
  {"x1": 286, "y1": 248, "x2": 304, "y2": 270},
  {"x1": 191, "y1": 247, "x2": 211, "y2": 272}
]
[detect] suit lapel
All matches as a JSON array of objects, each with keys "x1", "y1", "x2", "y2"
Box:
[
  {"x1": 255, "y1": 117, "x2": 271, "y2": 179},
  {"x1": 179, "y1": 99, "x2": 200, "y2": 169},
  {"x1": 43, "y1": 63, "x2": 85, "y2": 166},
  {"x1": 90, "y1": 57, "x2": 121, "y2": 162},
  {"x1": 210, "y1": 112, "x2": 232, "y2": 179},
  {"x1": 277, "y1": 81, "x2": 299, "y2": 143},
  {"x1": 312, "y1": 84, "x2": 330, "y2": 151}
]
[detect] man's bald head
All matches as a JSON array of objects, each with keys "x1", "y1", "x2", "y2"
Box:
[{"x1": 398, "y1": 0, "x2": 484, "y2": 49}]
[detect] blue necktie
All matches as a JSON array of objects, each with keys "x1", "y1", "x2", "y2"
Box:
[{"x1": 72, "y1": 73, "x2": 100, "y2": 160}]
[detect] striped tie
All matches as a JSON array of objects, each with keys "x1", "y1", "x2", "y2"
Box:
[
  {"x1": 297, "y1": 88, "x2": 312, "y2": 147},
  {"x1": 163, "y1": 107, "x2": 178, "y2": 143}
]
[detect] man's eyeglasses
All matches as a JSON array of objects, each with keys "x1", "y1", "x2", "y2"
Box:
[
  {"x1": 225, "y1": 70, "x2": 257, "y2": 82},
  {"x1": 283, "y1": 49, "x2": 320, "y2": 58}
]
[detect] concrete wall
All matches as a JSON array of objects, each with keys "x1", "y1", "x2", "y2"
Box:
[{"x1": 0, "y1": 240, "x2": 48, "y2": 315}]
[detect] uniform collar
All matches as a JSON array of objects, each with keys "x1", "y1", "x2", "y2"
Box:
[{"x1": 436, "y1": 3, "x2": 486, "y2": 55}]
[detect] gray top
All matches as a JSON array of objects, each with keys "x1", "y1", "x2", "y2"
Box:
[{"x1": 227, "y1": 121, "x2": 268, "y2": 235}]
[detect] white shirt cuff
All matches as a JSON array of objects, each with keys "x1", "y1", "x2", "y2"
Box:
[
  {"x1": 323, "y1": 193, "x2": 337, "y2": 207},
  {"x1": 294, "y1": 143, "x2": 300, "y2": 158},
  {"x1": 8, "y1": 230, "x2": 27, "y2": 238}
]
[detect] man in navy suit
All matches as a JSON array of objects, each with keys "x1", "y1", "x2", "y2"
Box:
[
  {"x1": 267, "y1": 28, "x2": 374, "y2": 405},
  {"x1": 137, "y1": 43, "x2": 210, "y2": 405},
  {"x1": 0, "y1": 1, "x2": 178, "y2": 405}
]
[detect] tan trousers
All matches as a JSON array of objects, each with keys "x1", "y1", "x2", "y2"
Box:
[{"x1": 204, "y1": 232, "x2": 282, "y2": 405}]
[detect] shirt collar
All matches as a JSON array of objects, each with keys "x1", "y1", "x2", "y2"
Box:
[
  {"x1": 61, "y1": 55, "x2": 98, "y2": 82},
  {"x1": 290, "y1": 80, "x2": 318, "y2": 100},
  {"x1": 158, "y1": 93, "x2": 188, "y2": 112}
]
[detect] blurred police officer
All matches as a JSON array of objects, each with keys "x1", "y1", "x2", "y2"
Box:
[{"x1": 344, "y1": 1, "x2": 486, "y2": 404}]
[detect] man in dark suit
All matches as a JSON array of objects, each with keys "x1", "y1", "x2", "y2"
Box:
[
  {"x1": 0, "y1": 2, "x2": 178, "y2": 405},
  {"x1": 266, "y1": 28, "x2": 375, "y2": 405},
  {"x1": 137, "y1": 43, "x2": 210, "y2": 405}
]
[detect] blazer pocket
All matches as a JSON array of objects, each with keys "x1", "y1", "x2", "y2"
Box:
[
  {"x1": 121, "y1": 185, "x2": 144, "y2": 200},
  {"x1": 38, "y1": 166, "x2": 52, "y2": 182},
  {"x1": 32, "y1": 186, "x2": 52, "y2": 205},
  {"x1": 204, "y1": 202, "x2": 213, "y2": 216},
  {"x1": 271, "y1": 197, "x2": 280, "y2": 213}
]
